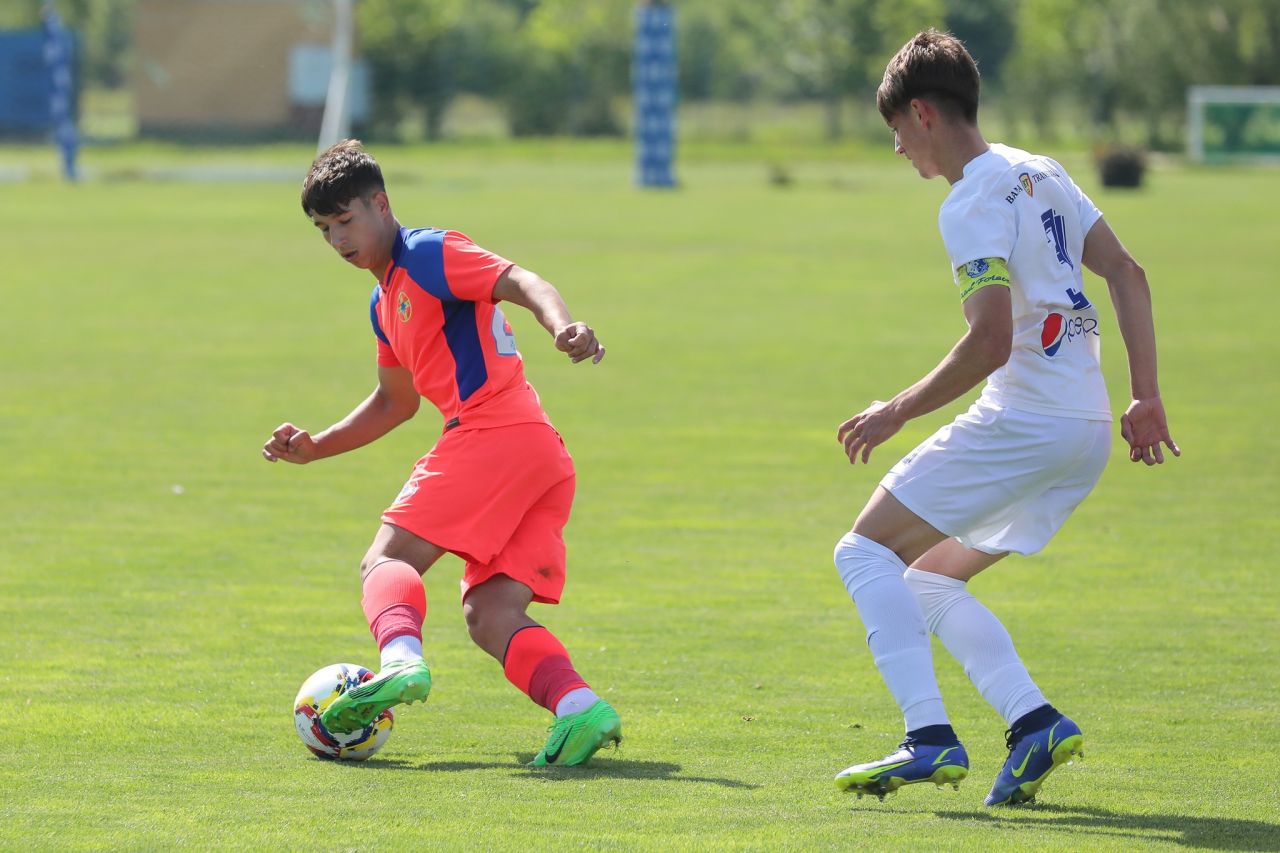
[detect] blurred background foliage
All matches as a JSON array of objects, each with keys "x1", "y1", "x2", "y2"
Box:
[{"x1": 2, "y1": 0, "x2": 1279, "y2": 147}]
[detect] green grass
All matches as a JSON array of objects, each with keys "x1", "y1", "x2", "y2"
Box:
[{"x1": 1, "y1": 141, "x2": 1277, "y2": 850}]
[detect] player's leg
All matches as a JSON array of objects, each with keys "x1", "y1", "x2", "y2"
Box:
[
  {"x1": 908, "y1": 540, "x2": 1085, "y2": 806},
  {"x1": 904, "y1": 540, "x2": 1055, "y2": 727},
  {"x1": 320, "y1": 523, "x2": 445, "y2": 733},
  {"x1": 833, "y1": 487, "x2": 969, "y2": 797},
  {"x1": 905, "y1": 540, "x2": 1082, "y2": 804},
  {"x1": 462, "y1": 467, "x2": 619, "y2": 767},
  {"x1": 462, "y1": 574, "x2": 620, "y2": 766}
]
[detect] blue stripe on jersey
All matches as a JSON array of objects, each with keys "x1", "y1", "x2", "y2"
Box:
[
  {"x1": 441, "y1": 300, "x2": 487, "y2": 401},
  {"x1": 397, "y1": 227, "x2": 455, "y2": 301},
  {"x1": 369, "y1": 285, "x2": 390, "y2": 345},
  {"x1": 395, "y1": 226, "x2": 488, "y2": 400}
]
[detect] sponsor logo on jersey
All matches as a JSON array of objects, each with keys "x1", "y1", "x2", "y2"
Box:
[
  {"x1": 397, "y1": 290, "x2": 412, "y2": 322},
  {"x1": 1041, "y1": 310, "x2": 1100, "y2": 357},
  {"x1": 1004, "y1": 167, "x2": 1060, "y2": 204},
  {"x1": 1041, "y1": 312, "x2": 1067, "y2": 356},
  {"x1": 1040, "y1": 208, "x2": 1074, "y2": 268}
]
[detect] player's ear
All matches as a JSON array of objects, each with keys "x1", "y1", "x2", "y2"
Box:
[
  {"x1": 370, "y1": 190, "x2": 391, "y2": 216},
  {"x1": 909, "y1": 97, "x2": 931, "y2": 128}
]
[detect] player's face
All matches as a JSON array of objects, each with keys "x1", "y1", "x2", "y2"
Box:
[
  {"x1": 310, "y1": 193, "x2": 392, "y2": 271},
  {"x1": 889, "y1": 106, "x2": 940, "y2": 179}
]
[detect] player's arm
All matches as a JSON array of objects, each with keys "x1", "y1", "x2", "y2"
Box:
[
  {"x1": 261, "y1": 364, "x2": 420, "y2": 464},
  {"x1": 1082, "y1": 218, "x2": 1179, "y2": 465},
  {"x1": 838, "y1": 268, "x2": 1012, "y2": 464},
  {"x1": 492, "y1": 264, "x2": 605, "y2": 364}
]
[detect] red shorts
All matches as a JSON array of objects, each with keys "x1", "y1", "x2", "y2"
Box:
[{"x1": 381, "y1": 421, "x2": 576, "y2": 604}]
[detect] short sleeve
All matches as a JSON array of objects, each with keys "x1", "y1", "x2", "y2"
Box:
[
  {"x1": 369, "y1": 285, "x2": 400, "y2": 366},
  {"x1": 376, "y1": 338, "x2": 400, "y2": 367},
  {"x1": 441, "y1": 231, "x2": 514, "y2": 303},
  {"x1": 1076, "y1": 186, "x2": 1103, "y2": 236},
  {"x1": 1048, "y1": 157, "x2": 1103, "y2": 236},
  {"x1": 938, "y1": 196, "x2": 1016, "y2": 271}
]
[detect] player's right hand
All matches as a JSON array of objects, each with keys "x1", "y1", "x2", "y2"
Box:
[
  {"x1": 554, "y1": 321, "x2": 605, "y2": 364},
  {"x1": 1120, "y1": 397, "x2": 1180, "y2": 466},
  {"x1": 262, "y1": 422, "x2": 318, "y2": 464}
]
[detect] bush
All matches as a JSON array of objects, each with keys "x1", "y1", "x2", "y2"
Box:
[{"x1": 1097, "y1": 146, "x2": 1146, "y2": 189}]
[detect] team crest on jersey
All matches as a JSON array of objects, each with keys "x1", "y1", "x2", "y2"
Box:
[
  {"x1": 965, "y1": 259, "x2": 989, "y2": 278},
  {"x1": 397, "y1": 291, "x2": 412, "y2": 322},
  {"x1": 1019, "y1": 172, "x2": 1034, "y2": 197}
]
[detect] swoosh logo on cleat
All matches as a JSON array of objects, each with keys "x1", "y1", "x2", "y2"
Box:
[
  {"x1": 870, "y1": 760, "x2": 912, "y2": 778},
  {"x1": 1046, "y1": 720, "x2": 1063, "y2": 753},
  {"x1": 1011, "y1": 742, "x2": 1039, "y2": 778},
  {"x1": 544, "y1": 729, "x2": 572, "y2": 764},
  {"x1": 932, "y1": 746, "x2": 960, "y2": 766}
]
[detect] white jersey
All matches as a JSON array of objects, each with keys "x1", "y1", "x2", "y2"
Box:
[{"x1": 938, "y1": 143, "x2": 1111, "y2": 421}]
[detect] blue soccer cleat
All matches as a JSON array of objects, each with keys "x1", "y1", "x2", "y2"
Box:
[
  {"x1": 835, "y1": 739, "x2": 969, "y2": 799},
  {"x1": 985, "y1": 714, "x2": 1084, "y2": 806}
]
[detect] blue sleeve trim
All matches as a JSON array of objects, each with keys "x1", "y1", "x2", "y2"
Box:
[
  {"x1": 369, "y1": 285, "x2": 390, "y2": 345},
  {"x1": 399, "y1": 227, "x2": 455, "y2": 301}
]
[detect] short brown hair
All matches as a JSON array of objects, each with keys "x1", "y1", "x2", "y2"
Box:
[
  {"x1": 301, "y1": 139, "x2": 385, "y2": 216},
  {"x1": 877, "y1": 29, "x2": 980, "y2": 124}
]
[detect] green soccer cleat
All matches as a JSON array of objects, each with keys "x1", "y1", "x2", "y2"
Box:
[
  {"x1": 319, "y1": 659, "x2": 432, "y2": 734},
  {"x1": 528, "y1": 699, "x2": 622, "y2": 767}
]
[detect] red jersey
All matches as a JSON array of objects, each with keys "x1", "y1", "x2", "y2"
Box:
[{"x1": 370, "y1": 227, "x2": 550, "y2": 432}]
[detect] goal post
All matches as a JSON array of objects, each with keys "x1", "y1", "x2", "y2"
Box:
[
  {"x1": 1187, "y1": 86, "x2": 1280, "y2": 165},
  {"x1": 317, "y1": 0, "x2": 355, "y2": 153}
]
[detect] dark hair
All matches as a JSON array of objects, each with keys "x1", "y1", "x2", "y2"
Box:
[
  {"x1": 301, "y1": 139, "x2": 386, "y2": 216},
  {"x1": 877, "y1": 29, "x2": 980, "y2": 124}
]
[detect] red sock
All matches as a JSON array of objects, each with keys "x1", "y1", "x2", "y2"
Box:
[
  {"x1": 502, "y1": 625, "x2": 589, "y2": 712},
  {"x1": 361, "y1": 560, "x2": 426, "y2": 649}
]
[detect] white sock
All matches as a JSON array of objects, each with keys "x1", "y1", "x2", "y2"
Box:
[
  {"x1": 380, "y1": 634, "x2": 424, "y2": 669},
  {"x1": 834, "y1": 532, "x2": 948, "y2": 730},
  {"x1": 904, "y1": 568, "x2": 1047, "y2": 726},
  {"x1": 555, "y1": 687, "x2": 599, "y2": 718}
]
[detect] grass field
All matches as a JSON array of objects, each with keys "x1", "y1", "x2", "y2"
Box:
[{"x1": 2, "y1": 140, "x2": 1278, "y2": 850}]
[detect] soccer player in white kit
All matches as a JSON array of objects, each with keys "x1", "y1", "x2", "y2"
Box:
[{"x1": 832, "y1": 30, "x2": 1179, "y2": 805}]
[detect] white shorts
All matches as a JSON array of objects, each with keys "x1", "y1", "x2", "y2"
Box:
[{"x1": 881, "y1": 403, "x2": 1112, "y2": 556}]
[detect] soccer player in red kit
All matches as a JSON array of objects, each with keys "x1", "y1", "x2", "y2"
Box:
[{"x1": 263, "y1": 140, "x2": 621, "y2": 766}]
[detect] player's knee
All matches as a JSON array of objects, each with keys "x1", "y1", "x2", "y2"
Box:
[
  {"x1": 462, "y1": 599, "x2": 483, "y2": 635},
  {"x1": 462, "y1": 602, "x2": 504, "y2": 652},
  {"x1": 359, "y1": 552, "x2": 399, "y2": 581},
  {"x1": 833, "y1": 531, "x2": 902, "y2": 590},
  {"x1": 833, "y1": 530, "x2": 885, "y2": 568}
]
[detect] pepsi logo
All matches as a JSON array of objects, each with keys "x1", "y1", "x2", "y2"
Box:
[{"x1": 1041, "y1": 312, "x2": 1066, "y2": 356}]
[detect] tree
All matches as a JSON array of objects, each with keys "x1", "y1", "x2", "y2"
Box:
[
  {"x1": 1003, "y1": 0, "x2": 1280, "y2": 148},
  {"x1": 943, "y1": 0, "x2": 1016, "y2": 87},
  {"x1": 502, "y1": 0, "x2": 631, "y2": 136},
  {"x1": 358, "y1": 0, "x2": 515, "y2": 140},
  {"x1": 788, "y1": 0, "x2": 945, "y2": 139}
]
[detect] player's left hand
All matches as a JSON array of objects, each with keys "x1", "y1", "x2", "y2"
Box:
[
  {"x1": 554, "y1": 322, "x2": 605, "y2": 364},
  {"x1": 1120, "y1": 396, "x2": 1180, "y2": 465},
  {"x1": 838, "y1": 401, "x2": 905, "y2": 465}
]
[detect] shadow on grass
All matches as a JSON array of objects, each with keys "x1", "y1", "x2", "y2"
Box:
[
  {"x1": 934, "y1": 803, "x2": 1280, "y2": 850},
  {"x1": 351, "y1": 756, "x2": 759, "y2": 789}
]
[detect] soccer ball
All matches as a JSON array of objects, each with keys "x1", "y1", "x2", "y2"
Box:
[{"x1": 292, "y1": 663, "x2": 394, "y2": 760}]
